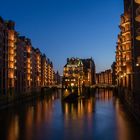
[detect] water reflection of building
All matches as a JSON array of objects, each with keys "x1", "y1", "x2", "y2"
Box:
[
  {"x1": 7, "y1": 115, "x2": 19, "y2": 140},
  {"x1": 96, "y1": 89, "x2": 113, "y2": 101},
  {"x1": 63, "y1": 57, "x2": 95, "y2": 88},
  {"x1": 4, "y1": 91, "x2": 61, "y2": 140},
  {"x1": 62, "y1": 98, "x2": 95, "y2": 117}
]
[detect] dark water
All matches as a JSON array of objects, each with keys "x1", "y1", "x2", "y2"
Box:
[{"x1": 0, "y1": 89, "x2": 140, "y2": 140}]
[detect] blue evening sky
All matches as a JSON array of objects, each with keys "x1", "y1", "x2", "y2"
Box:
[{"x1": 0, "y1": 0, "x2": 123, "y2": 74}]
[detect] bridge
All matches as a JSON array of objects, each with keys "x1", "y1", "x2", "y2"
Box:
[
  {"x1": 41, "y1": 84, "x2": 116, "y2": 92},
  {"x1": 41, "y1": 84, "x2": 62, "y2": 90},
  {"x1": 91, "y1": 84, "x2": 117, "y2": 89}
]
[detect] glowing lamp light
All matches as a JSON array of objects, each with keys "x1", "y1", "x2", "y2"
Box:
[
  {"x1": 135, "y1": 7, "x2": 140, "y2": 22},
  {"x1": 124, "y1": 73, "x2": 126, "y2": 76},
  {"x1": 135, "y1": 0, "x2": 140, "y2": 4},
  {"x1": 135, "y1": 15, "x2": 140, "y2": 22},
  {"x1": 71, "y1": 83, "x2": 74, "y2": 87},
  {"x1": 136, "y1": 28, "x2": 140, "y2": 40},
  {"x1": 136, "y1": 36, "x2": 140, "y2": 40}
]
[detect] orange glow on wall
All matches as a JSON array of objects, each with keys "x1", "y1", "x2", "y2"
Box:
[{"x1": 8, "y1": 71, "x2": 14, "y2": 78}]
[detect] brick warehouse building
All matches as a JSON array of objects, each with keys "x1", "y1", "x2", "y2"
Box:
[{"x1": 116, "y1": 0, "x2": 140, "y2": 119}]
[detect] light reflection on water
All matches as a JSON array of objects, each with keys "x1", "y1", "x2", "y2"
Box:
[{"x1": 0, "y1": 89, "x2": 140, "y2": 140}]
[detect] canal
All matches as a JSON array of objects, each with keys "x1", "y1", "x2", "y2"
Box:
[{"x1": 0, "y1": 89, "x2": 140, "y2": 140}]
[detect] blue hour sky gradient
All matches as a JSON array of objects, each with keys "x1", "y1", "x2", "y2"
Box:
[{"x1": 0, "y1": 0, "x2": 123, "y2": 74}]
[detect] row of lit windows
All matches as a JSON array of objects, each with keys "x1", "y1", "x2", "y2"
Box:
[{"x1": 65, "y1": 79, "x2": 76, "y2": 82}]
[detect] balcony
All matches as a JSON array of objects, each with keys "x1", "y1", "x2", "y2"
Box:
[
  {"x1": 27, "y1": 75, "x2": 31, "y2": 81},
  {"x1": 136, "y1": 28, "x2": 140, "y2": 40},
  {"x1": 122, "y1": 38, "x2": 131, "y2": 45},
  {"x1": 27, "y1": 69, "x2": 31, "y2": 74},
  {"x1": 121, "y1": 58, "x2": 126, "y2": 62},
  {"x1": 135, "y1": 0, "x2": 140, "y2": 4},
  {"x1": 121, "y1": 66, "x2": 126, "y2": 71},
  {"x1": 26, "y1": 46, "x2": 31, "y2": 53},
  {"x1": 120, "y1": 19, "x2": 130, "y2": 27},
  {"x1": 9, "y1": 62, "x2": 14, "y2": 69},
  {"x1": 27, "y1": 53, "x2": 31, "y2": 58},
  {"x1": 8, "y1": 56, "x2": 14, "y2": 62},
  {"x1": 9, "y1": 49, "x2": 14, "y2": 55},
  {"x1": 8, "y1": 41, "x2": 14, "y2": 48},
  {"x1": 27, "y1": 59, "x2": 31, "y2": 64},
  {"x1": 135, "y1": 7, "x2": 140, "y2": 22},
  {"x1": 8, "y1": 71, "x2": 14, "y2": 79},
  {"x1": 27, "y1": 64, "x2": 31, "y2": 69},
  {"x1": 121, "y1": 28, "x2": 130, "y2": 36},
  {"x1": 121, "y1": 49, "x2": 131, "y2": 53},
  {"x1": 8, "y1": 34, "x2": 14, "y2": 41}
]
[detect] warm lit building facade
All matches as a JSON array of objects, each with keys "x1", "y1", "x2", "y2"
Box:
[
  {"x1": 54, "y1": 71, "x2": 61, "y2": 85},
  {"x1": 63, "y1": 58, "x2": 84, "y2": 88},
  {"x1": 82, "y1": 58, "x2": 96, "y2": 86},
  {"x1": 0, "y1": 16, "x2": 56, "y2": 96},
  {"x1": 63, "y1": 57, "x2": 96, "y2": 88},
  {"x1": 46, "y1": 59, "x2": 54, "y2": 86},
  {"x1": 25, "y1": 39, "x2": 32, "y2": 92},
  {"x1": 35, "y1": 48, "x2": 41, "y2": 88},
  {"x1": 96, "y1": 69, "x2": 112, "y2": 85},
  {"x1": 116, "y1": 0, "x2": 140, "y2": 94},
  {"x1": 41, "y1": 54, "x2": 55, "y2": 87},
  {"x1": 0, "y1": 17, "x2": 7, "y2": 95},
  {"x1": 111, "y1": 62, "x2": 117, "y2": 85},
  {"x1": 7, "y1": 21, "x2": 17, "y2": 95},
  {"x1": 115, "y1": 0, "x2": 140, "y2": 120},
  {"x1": 116, "y1": 10, "x2": 133, "y2": 90},
  {"x1": 41, "y1": 54, "x2": 47, "y2": 87},
  {"x1": 0, "y1": 18, "x2": 17, "y2": 95},
  {"x1": 0, "y1": 18, "x2": 29, "y2": 95},
  {"x1": 16, "y1": 36, "x2": 25, "y2": 94},
  {"x1": 16, "y1": 37, "x2": 32, "y2": 93}
]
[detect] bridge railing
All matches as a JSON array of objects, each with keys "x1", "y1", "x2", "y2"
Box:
[{"x1": 91, "y1": 84, "x2": 117, "y2": 88}]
